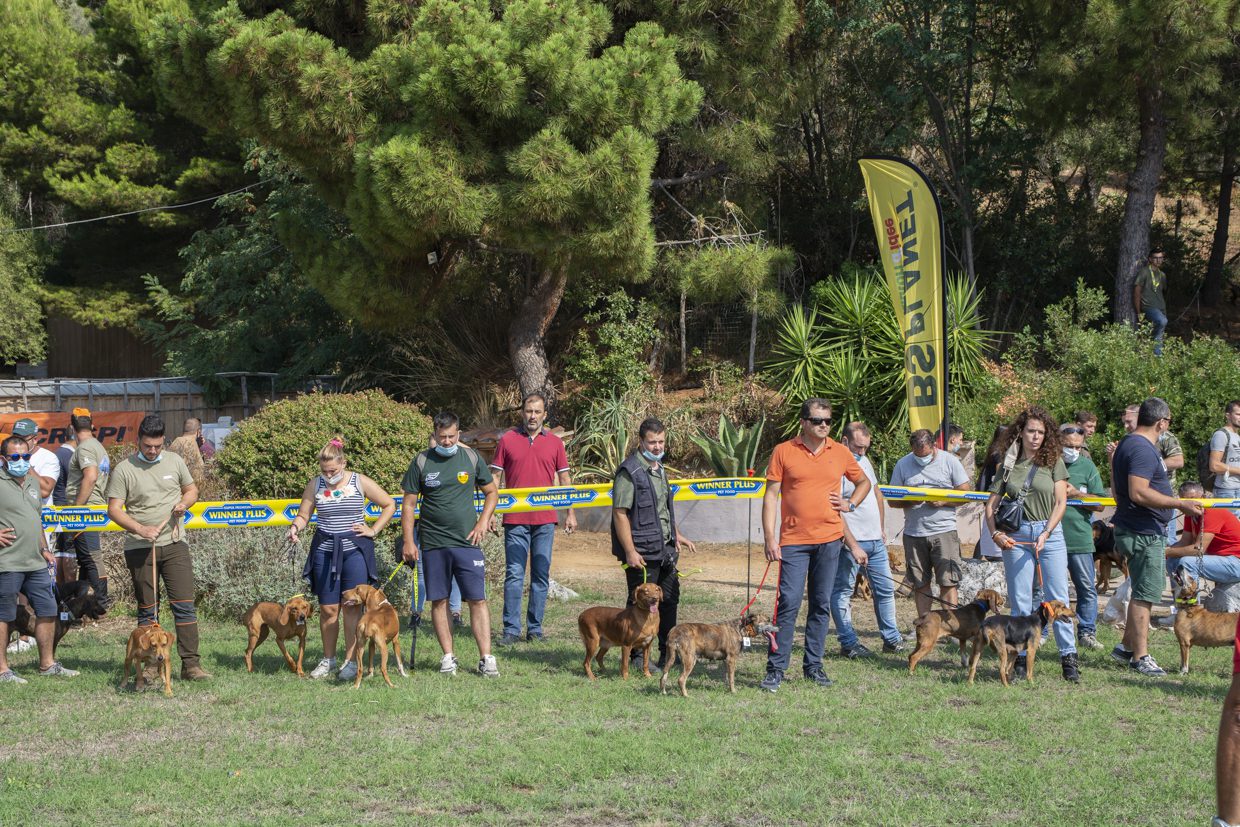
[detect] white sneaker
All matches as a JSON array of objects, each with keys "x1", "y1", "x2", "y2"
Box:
[
  {"x1": 309, "y1": 658, "x2": 335, "y2": 679},
  {"x1": 336, "y1": 660, "x2": 358, "y2": 681},
  {"x1": 439, "y1": 653, "x2": 459, "y2": 675},
  {"x1": 478, "y1": 655, "x2": 499, "y2": 678},
  {"x1": 38, "y1": 662, "x2": 78, "y2": 677},
  {"x1": 0, "y1": 669, "x2": 27, "y2": 684}
]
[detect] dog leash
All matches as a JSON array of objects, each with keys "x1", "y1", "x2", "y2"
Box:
[
  {"x1": 740, "y1": 560, "x2": 774, "y2": 615},
  {"x1": 621, "y1": 562, "x2": 649, "y2": 584},
  {"x1": 859, "y1": 565, "x2": 959, "y2": 609}
]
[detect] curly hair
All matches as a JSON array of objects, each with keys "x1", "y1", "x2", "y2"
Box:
[{"x1": 996, "y1": 406, "x2": 1062, "y2": 468}]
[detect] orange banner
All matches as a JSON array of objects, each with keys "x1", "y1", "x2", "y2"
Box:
[{"x1": 0, "y1": 411, "x2": 144, "y2": 448}]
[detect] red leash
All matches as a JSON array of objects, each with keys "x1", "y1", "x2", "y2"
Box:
[
  {"x1": 740, "y1": 560, "x2": 782, "y2": 652},
  {"x1": 740, "y1": 560, "x2": 773, "y2": 616}
]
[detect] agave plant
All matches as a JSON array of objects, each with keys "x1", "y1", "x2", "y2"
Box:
[
  {"x1": 689, "y1": 413, "x2": 765, "y2": 477},
  {"x1": 569, "y1": 391, "x2": 634, "y2": 481}
]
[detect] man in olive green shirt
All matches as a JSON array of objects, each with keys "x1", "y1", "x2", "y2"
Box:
[
  {"x1": 1059, "y1": 424, "x2": 1105, "y2": 649},
  {"x1": 0, "y1": 435, "x2": 78, "y2": 682},
  {"x1": 1133, "y1": 248, "x2": 1168, "y2": 355},
  {"x1": 105, "y1": 414, "x2": 206, "y2": 681},
  {"x1": 64, "y1": 410, "x2": 112, "y2": 603}
]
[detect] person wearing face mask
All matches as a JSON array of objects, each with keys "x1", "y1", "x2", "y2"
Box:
[
  {"x1": 888, "y1": 429, "x2": 972, "y2": 620},
  {"x1": 986, "y1": 407, "x2": 1078, "y2": 682},
  {"x1": 1108, "y1": 397, "x2": 1205, "y2": 677},
  {"x1": 611, "y1": 417, "x2": 698, "y2": 671},
  {"x1": 105, "y1": 415, "x2": 208, "y2": 681},
  {"x1": 287, "y1": 435, "x2": 396, "y2": 680},
  {"x1": 1059, "y1": 423, "x2": 1106, "y2": 650},
  {"x1": 401, "y1": 411, "x2": 500, "y2": 677}
]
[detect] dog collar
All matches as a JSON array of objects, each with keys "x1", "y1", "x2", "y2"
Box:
[
  {"x1": 1174, "y1": 596, "x2": 1198, "y2": 606},
  {"x1": 972, "y1": 599, "x2": 990, "y2": 612}
]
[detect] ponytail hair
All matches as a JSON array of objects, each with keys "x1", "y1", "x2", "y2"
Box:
[{"x1": 319, "y1": 435, "x2": 346, "y2": 463}]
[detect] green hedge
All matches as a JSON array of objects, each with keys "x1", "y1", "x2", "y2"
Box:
[{"x1": 215, "y1": 390, "x2": 432, "y2": 498}]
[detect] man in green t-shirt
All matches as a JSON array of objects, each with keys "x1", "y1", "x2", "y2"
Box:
[
  {"x1": 1133, "y1": 248, "x2": 1168, "y2": 355},
  {"x1": 105, "y1": 414, "x2": 205, "y2": 681},
  {"x1": 1059, "y1": 424, "x2": 1105, "y2": 650},
  {"x1": 401, "y1": 411, "x2": 500, "y2": 678},
  {"x1": 64, "y1": 410, "x2": 112, "y2": 603}
]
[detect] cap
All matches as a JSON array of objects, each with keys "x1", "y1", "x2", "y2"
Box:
[
  {"x1": 72, "y1": 407, "x2": 91, "y2": 418},
  {"x1": 11, "y1": 418, "x2": 38, "y2": 438}
]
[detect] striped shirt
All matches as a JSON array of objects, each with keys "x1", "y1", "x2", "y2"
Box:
[{"x1": 315, "y1": 473, "x2": 366, "y2": 548}]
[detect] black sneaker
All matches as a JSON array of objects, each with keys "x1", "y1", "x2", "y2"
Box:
[
  {"x1": 882, "y1": 639, "x2": 908, "y2": 654},
  {"x1": 452, "y1": 612, "x2": 464, "y2": 628},
  {"x1": 803, "y1": 667, "x2": 834, "y2": 687},
  {"x1": 1131, "y1": 654, "x2": 1167, "y2": 677},
  {"x1": 498, "y1": 634, "x2": 520, "y2": 647},
  {"x1": 526, "y1": 632, "x2": 546, "y2": 643},
  {"x1": 1110, "y1": 644, "x2": 1133, "y2": 665},
  {"x1": 1013, "y1": 653, "x2": 1027, "y2": 680},
  {"x1": 1061, "y1": 653, "x2": 1080, "y2": 683},
  {"x1": 760, "y1": 669, "x2": 783, "y2": 693},
  {"x1": 840, "y1": 643, "x2": 874, "y2": 659}
]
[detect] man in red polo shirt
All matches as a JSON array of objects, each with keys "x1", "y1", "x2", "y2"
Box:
[
  {"x1": 490, "y1": 393, "x2": 575, "y2": 645},
  {"x1": 1167, "y1": 481, "x2": 1240, "y2": 585},
  {"x1": 760, "y1": 398, "x2": 870, "y2": 693}
]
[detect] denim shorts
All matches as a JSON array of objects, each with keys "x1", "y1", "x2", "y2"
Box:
[{"x1": 0, "y1": 567, "x2": 57, "y2": 622}]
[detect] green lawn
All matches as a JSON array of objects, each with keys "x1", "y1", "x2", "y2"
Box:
[{"x1": 0, "y1": 574, "x2": 1229, "y2": 826}]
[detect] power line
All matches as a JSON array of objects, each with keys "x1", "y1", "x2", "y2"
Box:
[{"x1": 1, "y1": 180, "x2": 273, "y2": 233}]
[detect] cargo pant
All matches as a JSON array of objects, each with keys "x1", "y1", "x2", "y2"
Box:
[{"x1": 125, "y1": 541, "x2": 201, "y2": 668}]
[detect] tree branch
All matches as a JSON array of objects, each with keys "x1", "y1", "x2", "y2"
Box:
[{"x1": 650, "y1": 164, "x2": 728, "y2": 188}]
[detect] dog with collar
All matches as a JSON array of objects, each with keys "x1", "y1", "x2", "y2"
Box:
[
  {"x1": 967, "y1": 600, "x2": 1075, "y2": 685},
  {"x1": 1172, "y1": 572, "x2": 1240, "y2": 674},
  {"x1": 341, "y1": 584, "x2": 406, "y2": 688},
  {"x1": 659, "y1": 612, "x2": 778, "y2": 697},
  {"x1": 11, "y1": 581, "x2": 108, "y2": 658},
  {"x1": 578, "y1": 582, "x2": 663, "y2": 680},
  {"x1": 243, "y1": 595, "x2": 315, "y2": 677},
  {"x1": 908, "y1": 589, "x2": 1005, "y2": 674}
]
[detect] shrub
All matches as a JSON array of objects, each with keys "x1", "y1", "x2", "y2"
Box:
[
  {"x1": 563, "y1": 290, "x2": 661, "y2": 399},
  {"x1": 215, "y1": 390, "x2": 432, "y2": 498}
]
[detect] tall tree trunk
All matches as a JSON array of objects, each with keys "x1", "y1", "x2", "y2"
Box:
[
  {"x1": 747, "y1": 301, "x2": 758, "y2": 375},
  {"x1": 507, "y1": 261, "x2": 569, "y2": 404},
  {"x1": 1204, "y1": 135, "x2": 1236, "y2": 306},
  {"x1": 679, "y1": 290, "x2": 687, "y2": 373},
  {"x1": 1114, "y1": 83, "x2": 1169, "y2": 324}
]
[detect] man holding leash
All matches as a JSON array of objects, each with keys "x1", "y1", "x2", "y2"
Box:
[
  {"x1": 761, "y1": 399, "x2": 870, "y2": 693},
  {"x1": 105, "y1": 414, "x2": 207, "y2": 681}
]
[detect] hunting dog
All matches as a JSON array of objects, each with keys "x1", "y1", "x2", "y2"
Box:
[
  {"x1": 11, "y1": 581, "x2": 108, "y2": 657},
  {"x1": 121, "y1": 623, "x2": 175, "y2": 697},
  {"x1": 1172, "y1": 572, "x2": 1240, "y2": 674},
  {"x1": 659, "y1": 612, "x2": 778, "y2": 697},
  {"x1": 1092, "y1": 522, "x2": 1128, "y2": 594},
  {"x1": 342, "y1": 584, "x2": 407, "y2": 688},
  {"x1": 242, "y1": 596, "x2": 314, "y2": 677},
  {"x1": 578, "y1": 582, "x2": 663, "y2": 680},
  {"x1": 967, "y1": 600, "x2": 1075, "y2": 686},
  {"x1": 907, "y1": 589, "x2": 1005, "y2": 674}
]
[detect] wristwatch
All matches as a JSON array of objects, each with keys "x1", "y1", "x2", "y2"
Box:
[{"x1": 848, "y1": 501, "x2": 857, "y2": 513}]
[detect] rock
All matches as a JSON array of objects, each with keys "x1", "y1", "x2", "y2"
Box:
[
  {"x1": 547, "y1": 579, "x2": 579, "y2": 601},
  {"x1": 1203, "y1": 580, "x2": 1240, "y2": 613},
  {"x1": 931, "y1": 559, "x2": 1007, "y2": 605}
]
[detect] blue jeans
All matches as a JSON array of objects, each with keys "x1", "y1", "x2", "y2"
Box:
[
  {"x1": 1144, "y1": 307, "x2": 1167, "y2": 355},
  {"x1": 766, "y1": 541, "x2": 841, "y2": 675},
  {"x1": 830, "y1": 539, "x2": 901, "y2": 649},
  {"x1": 1001, "y1": 520, "x2": 1076, "y2": 655},
  {"x1": 411, "y1": 557, "x2": 460, "y2": 616},
  {"x1": 1214, "y1": 484, "x2": 1240, "y2": 520},
  {"x1": 502, "y1": 523, "x2": 556, "y2": 637},
  {"x1": 1166, "y1": 553, "x2": 1240, "y2": 585},
  {"x1": 1066, "y1": 553, "x2": 1098, "y2": 637}
]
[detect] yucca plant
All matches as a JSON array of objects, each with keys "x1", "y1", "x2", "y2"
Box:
[
  {"x1": 689, "y1": 413, "x2": 765, "y2": 477},
  {"x1": 569, "y1": 391, "x2": 634, "y2": 481}
]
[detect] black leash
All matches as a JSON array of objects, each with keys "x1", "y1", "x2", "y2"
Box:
[{"x1": 851, "y1": 556, "x2": 960, "y2": 609}]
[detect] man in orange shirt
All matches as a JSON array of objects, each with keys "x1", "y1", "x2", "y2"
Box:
[{"x1": 760, "y1": 398, "x2": 870, "y2": 693}]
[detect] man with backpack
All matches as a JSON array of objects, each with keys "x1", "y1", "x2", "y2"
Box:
[{"x1": 1203, "y1": 401, "x2": 1240, "y2": 517}]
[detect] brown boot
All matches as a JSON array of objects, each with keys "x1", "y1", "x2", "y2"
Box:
[{"x1": 181, "y1": 664, "x2": 212, "y2": 681}]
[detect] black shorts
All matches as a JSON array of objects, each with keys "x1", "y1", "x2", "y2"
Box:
[{"x1": 423, "y1": 547, "x2": 486, "y2": 602}]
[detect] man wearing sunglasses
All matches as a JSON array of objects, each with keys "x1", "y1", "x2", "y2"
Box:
[{"x1": 760, "y1": 399, "x2": 870, "y2": 693}]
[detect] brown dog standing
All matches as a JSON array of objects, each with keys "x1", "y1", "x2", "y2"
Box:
[
  {"x1": 908, "y1": 589, "x2": 1005, "y2": 673},
  {"x1": 342, "y1": 584, "x2": 406, "y2": 688},
  {"x1": 122, "y1": 623, "x2": 175, "y2": 697},
  {"x1": 243, "y1": 596, "x2": 314, "y2": 677},
  {"x1": 1172, "y1": 572, "x2": 1240, "y2": 674},
  {"x1": 659, "y1": 612, "x2": 777, "y2": 697},
  {"x1": 578, "y1": 582, "x2": 663, "y2": 679}
]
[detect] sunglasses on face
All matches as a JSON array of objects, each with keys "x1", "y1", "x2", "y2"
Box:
[
  {"x1": 5, "y1": 453, "x2": 30, "y2": 461},
  {"x1": 1061, "y1": 427, "x2": 1085, "y2": 435},
  {"x1": 804, "y1": 417, "x2": 832, "y2": 426}
]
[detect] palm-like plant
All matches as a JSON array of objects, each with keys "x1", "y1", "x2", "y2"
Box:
[{"x1": 689, "y1": 413, "x2": 766, "y2": 477}]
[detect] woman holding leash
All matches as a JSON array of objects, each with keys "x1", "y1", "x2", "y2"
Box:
[
  {"x1": 985, "y1": 407, "x2": 1078, "y2": 683},
  {"x1": 286, "y1": 437, "x2": 395, "y2": 681}
]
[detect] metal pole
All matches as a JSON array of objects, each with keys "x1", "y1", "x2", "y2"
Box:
[
  {"x1": 746, "y1": 498, "x2": 752, "y2": 606},
  {"x1": 87, "y1": 381, "x2": 93, "y2": 410},
  {"x1": 122, "y1": 381, "x2": 128, "y2": 409},
  {"x1": 241, "y1": 375, "x2": 249, "y2": 418},
  {"x1": 53, "y1": 379, "x2": 61, "y2": 411},
  {"x1": 154, "y1": 380, "x2": 161, "y2": 414},
  {"x1": 20, "y1": 380, "x2": 27, "y2": 411}
]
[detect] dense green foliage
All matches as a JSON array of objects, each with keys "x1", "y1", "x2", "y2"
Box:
[{"x1": 215, "y1": 391, "x2": 432, "y2": 497}]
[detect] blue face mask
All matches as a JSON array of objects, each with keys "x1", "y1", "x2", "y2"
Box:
[
  {"x1": 852, "y1": 452, "x2": 862, "y2": 461},
  {"x1": 136, "y1": 451, "x2": 163, "y2": 464},
  {"x1": 434, "y1": 443, "x2": 459, "y2": 457},
  {"x1": 913, "y1": 452, "x2": 934, "y2": 467},
  {"x1": 640, "y1": 449, "x2": 665, "y2": 463},
  {"x1": 6, "y1": 459, "x2": 29, "y2": 478}
]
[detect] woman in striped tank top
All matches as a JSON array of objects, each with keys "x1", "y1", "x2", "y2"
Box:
[{"x1": 286, "y1": 437, "x2": 395, "y2": 680}]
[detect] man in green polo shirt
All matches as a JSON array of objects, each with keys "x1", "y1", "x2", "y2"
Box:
[
  {"x1": 1059, "y1": 423, "x2": 1105, "y2": 650},
  {"x1": 0, "y1": 435, "x2": 78, "y2": 682},
  {"x1": 1133, "y1": 248, "x2": 1168, "y2": 355}
]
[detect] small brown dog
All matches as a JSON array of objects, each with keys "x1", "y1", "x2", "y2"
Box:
[
  {"x1": 659, "y1": 612, "x2": 777, "y2": 697},
  {"x1": 578, "y1": 582, "x2": 663, "y2": 680},
  {"x1": 121, "y1": 623, "x2": 175, "y2": 697},
  {"x1": 908, "y1": 589, "x2": 1005, "y2": 674},
  {"x1": 967, "y1": 600, "x2": 1075, "y2": 686},
  {"x1": 342, "y1": 584, "x2": 407, "y2": 688},
  {"x1": 1172, "y1": 572, "x2": 1240, "y2": 674},
  {"x1": 243, "y1": 596, "x2": 314, "y2": 677}
]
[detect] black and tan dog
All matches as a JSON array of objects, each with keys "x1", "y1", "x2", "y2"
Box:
[
  {"x1": 11, "y1": 581, "x2": 108, "y2": 657},
  {"x1": 659, "y1": 612, "x2": 778, "y2": 697},
  {"x1": 1172, "y1": 572, "x2": 1240, "y2": 674},
  {"x1": 967, "y1": 600, "x2": 1075, "y2": 686},
  {"x1": 578, "y1": 582, "x2": 663, "y2": 680},
  {"x1": 908, "y1": 588, "x2": 1005, "y2": 673},
  {"x1": 342, "y1": 584, "x2": 407, "y2": 688},
  {"x1": 1092, "y1": 521, "x2": 1128, "y2": 594},
  {"x1": 242, "y1": 595, "x2": 314, "y2": 677}
]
